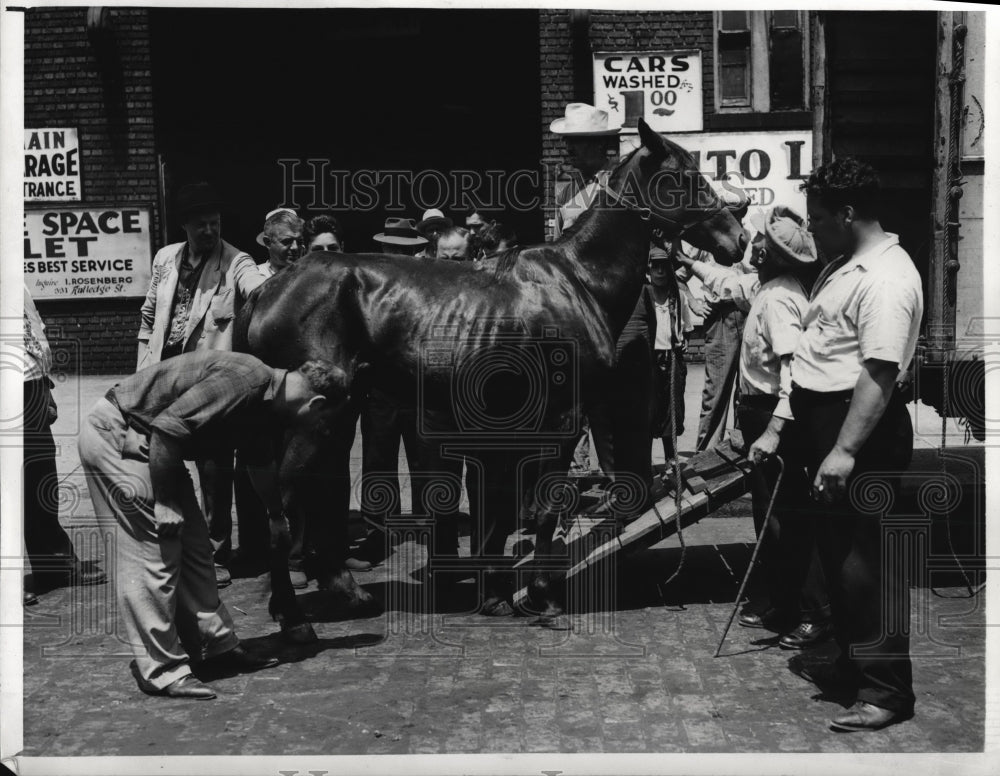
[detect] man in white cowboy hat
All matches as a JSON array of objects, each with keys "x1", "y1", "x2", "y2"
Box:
[
  {"x1": 551, "y1": 103, "x2": 621, "y2": 476},
  {"x1": 414, "y1": 208, "x2": 453, "y2": 258},
  {"x1": 136, "y1": 181, "x2": 263, "y2": 587},
  {"x1": 676, "y1": 205, "x2": 831, "y2": 652},
  {"x1": 257, "y1": 207, "x2": 304, "y2": 277},
  {"x1": 373, "y1": 217, "x2": 428, "y2": 257},
  {"x1": 549, "y1": 102, "x2": 621, "y2": 238}
]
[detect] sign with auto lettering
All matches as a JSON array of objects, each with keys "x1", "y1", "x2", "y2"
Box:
[
  {"x1": 593, "y1": 50, "x2": 703, "y2": 133},
  {"x1": 24, "y1": 207, "x2": 153, "y2": 300}
]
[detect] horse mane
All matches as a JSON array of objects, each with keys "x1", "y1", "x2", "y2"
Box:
[{"x1": 491, "y1": 246, "x2": 524, "y2": 279}]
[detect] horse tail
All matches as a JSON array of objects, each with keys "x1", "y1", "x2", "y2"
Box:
[{"x1": 233, "y1": 283, "x2": 262, "y2": 354}]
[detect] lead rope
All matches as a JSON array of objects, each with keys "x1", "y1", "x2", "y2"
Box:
[
  {"x1": 656, "y1": 327, "x2": 686, "y2": 593},
  {"x1": 932, "y1": 356, "x2": 980, "y2": 598}
]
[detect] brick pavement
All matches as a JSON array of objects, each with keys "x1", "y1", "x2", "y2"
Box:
[{"x1": 15, "y1": 373, "x2": 988, "y2": 755}]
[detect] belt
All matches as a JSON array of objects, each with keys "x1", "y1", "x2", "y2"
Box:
[
  {"x1": 737, "y1": 392, "x2": 779, "y2": 409},
  {"x1": 791, "y1": 383, "x2": 854, "y2": 404}
]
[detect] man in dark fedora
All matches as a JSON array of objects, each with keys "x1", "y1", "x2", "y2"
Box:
[
  {"x1": 136, "y1": 182, "x2": 263, "y2": 587},
  {"x1": 372, "y1": 217, "x2": 427, "y2": 257},
  {"x1": 414, "y1": 208, "x2": 453, "y2": 258}
]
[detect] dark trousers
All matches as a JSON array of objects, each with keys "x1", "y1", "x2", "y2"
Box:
[
  {"x1": 735, "y1": 396, "x2": 828, "y2": 622},
  {"x1": 23, "y1": 378, "x2": 75, "y2": 576},
  {"x1": 361, "y1": 388, "x2": 423, "y2": 528},
  {"x1": 653, "y1": 349, "x2": 687, "y2": 461},
  {"x1": 790, "y1": 385, "x2": 915, "y2": 714}
]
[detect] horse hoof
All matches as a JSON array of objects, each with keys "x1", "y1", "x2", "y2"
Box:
[
  {"x1": 481, "y1": 598, "x2": 515, "y2": 617},
  {"x1": 282, "y1": 622, "x2": 318, "y2": 644},
  {"x1": 531, "y1": 614, "x2": 571, "y2": 631},
  {"x1": 347, "y1": 596, "x2": 383, "y2": 619}
]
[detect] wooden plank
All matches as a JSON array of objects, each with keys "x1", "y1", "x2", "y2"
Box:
[{"x1": 511, "y1": 444, "x2": 753, "y2": 607}]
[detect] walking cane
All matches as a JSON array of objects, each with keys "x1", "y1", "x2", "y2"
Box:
[{"x1": 713, "y1": 454, "x2": 785, "y2": 658}]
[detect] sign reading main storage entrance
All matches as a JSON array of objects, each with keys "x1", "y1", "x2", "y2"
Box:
[
  {"x1": 24, "y1": 207, "x2": 152, "y2": 300},
  {"x1": 593, "y1": 50, "x2": 703, "y2": 133},
  {"x1": 24, "y1": 128, "x2": 82, "y2": 201}
]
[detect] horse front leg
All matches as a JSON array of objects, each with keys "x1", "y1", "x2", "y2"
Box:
[
  {"x1": 266, "y1": 501, "x2": 315, "y2": 643},
  {"x1": 525, "y1": 432, "x2": 580, "y2": 620},
  {"x1": 477, "y1": 453, "x2": 517, "y2": 617},
  {"x1": 312, "y1": 407, "x2": 382, "y2": 619}
]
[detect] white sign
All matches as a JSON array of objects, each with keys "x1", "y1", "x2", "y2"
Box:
[
  {"x1": 594, "y1": 50, "x2": 703, "y2": 134},
  {"x1": 621, "y1": 130, "x2": 813, "y2": 230},
  {"x1": 24, "y1": 128, "x2": 82, "y2": 201},
  {"x1": 24, "y1": 207, "x2": 152, "y2": 300}
]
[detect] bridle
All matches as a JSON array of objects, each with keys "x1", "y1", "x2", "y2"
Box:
[{"x1": 598, "y1": 178, "x2": 734, "y2": 246}]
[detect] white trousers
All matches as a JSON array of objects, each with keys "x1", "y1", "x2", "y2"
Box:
[{"x1": 78, "y1": 398, "x2": 238, "y2": 689}]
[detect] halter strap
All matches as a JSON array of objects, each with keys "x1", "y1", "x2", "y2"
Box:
[{"x1": 598, "y1": 180, "x2": 731, "y2": 239}]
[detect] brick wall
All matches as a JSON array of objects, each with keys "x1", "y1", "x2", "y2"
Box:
[
  {"x1": 25, "y1": 7, "x2": 158, "y2": 374},
  {"x1": 539, "y1": 10, "x2": 715, "y2": 361}
]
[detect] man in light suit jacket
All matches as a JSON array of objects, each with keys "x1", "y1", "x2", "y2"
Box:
[{"x1": 136, "y1": 182, "x2": 264, "y2": 586}]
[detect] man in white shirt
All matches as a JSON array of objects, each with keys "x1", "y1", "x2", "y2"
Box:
[{"x1": 789, "y1": 158, "x2": 923, "y2": 732}]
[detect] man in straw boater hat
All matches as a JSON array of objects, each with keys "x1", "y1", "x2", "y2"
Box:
[
  {"x1": 414, "y1": 208, "x2": 453, "y2": 258},
  {"x1": 787, "y1": 158, "x2": 922, "y2": 732},
  {"x1": 136, "y1": 182, "x2": 265, "y2": 588},
  {"x1": 677, "y1": 205, "x2": 831, "y2": 652},
  {"x1": 256, "y1": 207, "x2": 305, "y2": 277}
]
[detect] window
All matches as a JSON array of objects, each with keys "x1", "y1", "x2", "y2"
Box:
[
  {"x1": 718, "y1": 11, "x2": 752, "y2": 107},
  {"x1": 714, "y1": 11, "x2": 808, "y2": 113}
]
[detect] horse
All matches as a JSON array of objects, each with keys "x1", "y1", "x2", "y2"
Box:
[{"x1": 238, "y1": 119, "x2": 749, "y2": 639}]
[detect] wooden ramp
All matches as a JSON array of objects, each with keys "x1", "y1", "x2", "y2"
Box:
[{"x1": 511, "y1": 439, "x2": 754, "y2": 606}]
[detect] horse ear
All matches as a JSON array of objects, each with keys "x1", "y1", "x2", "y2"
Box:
[{"x1": 638, "y1": 118, "x2": 666, "y2": 159}]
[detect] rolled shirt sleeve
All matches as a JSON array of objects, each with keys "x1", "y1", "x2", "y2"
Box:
[{"x1": 855, "y1": 275, "x2": 923, "y2": 370}]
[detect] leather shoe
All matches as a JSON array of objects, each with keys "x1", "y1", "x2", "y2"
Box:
[
  {"x1": 205, "y1": 644, "x2": 279, "y2": 674},
  {"x1": 214, "y1": 564, "x2": 232, "y2": 588},
  {"x1": 34, "y1": 560, "x2": 107, "y2": 592},
  {"x1": 738, "y1": 609, "x2": 795, "y2": 633},
  {"x1": 346, "y1": 557, "x2": 372, "y2": 572},
  {"x1": 830, "y1": 701, "x2": 910, "y2": 732},
  {"x1": 141, "y1": 674, "x2": 216, "y2": 700},
  {"x1": 289, "y1": 569, "x2": 308, "y2": 589},
  {"x1": 779, "y1": 621, "x2": 834, "y2": 650},
  {"x1": 23, "y1": 589, "x2": 39, "y2": 606}
]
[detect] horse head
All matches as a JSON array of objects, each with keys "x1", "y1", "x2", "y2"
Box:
[{"x1": 607, "y1": 119, "x2": 749, "y2": 265}]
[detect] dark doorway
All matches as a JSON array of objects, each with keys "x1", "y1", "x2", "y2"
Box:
[
  {"x1": 150, "y1": 8, "x2": 542, "y2": 256},
  {"x1": 825, "y1": 11, "x2": 937, "y2": 282}
]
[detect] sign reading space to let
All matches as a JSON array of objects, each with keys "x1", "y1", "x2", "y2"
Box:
[
  {"x1": 24, "y1": 128, "x2": 82, "y2": 201},
  {"x1": 593, "y1": 50, "x2": 703, "y2": 133},
  {"x1": 24, "y1": 207, "x2": 152, "y2": 300}
]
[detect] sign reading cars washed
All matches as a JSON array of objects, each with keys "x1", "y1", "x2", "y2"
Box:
[
  {"x1": 24, "y1": 207, "x2": 152, "y2": 300},
  {"x1": 593, "y1": 50, "x2": 703, "y2": 133},
  {"x1": 621, "y1": 130, "x2": 813, "y2": 226},
  {"x1": 24, "y1": 128, "x2": 82, "y2": 201}
]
